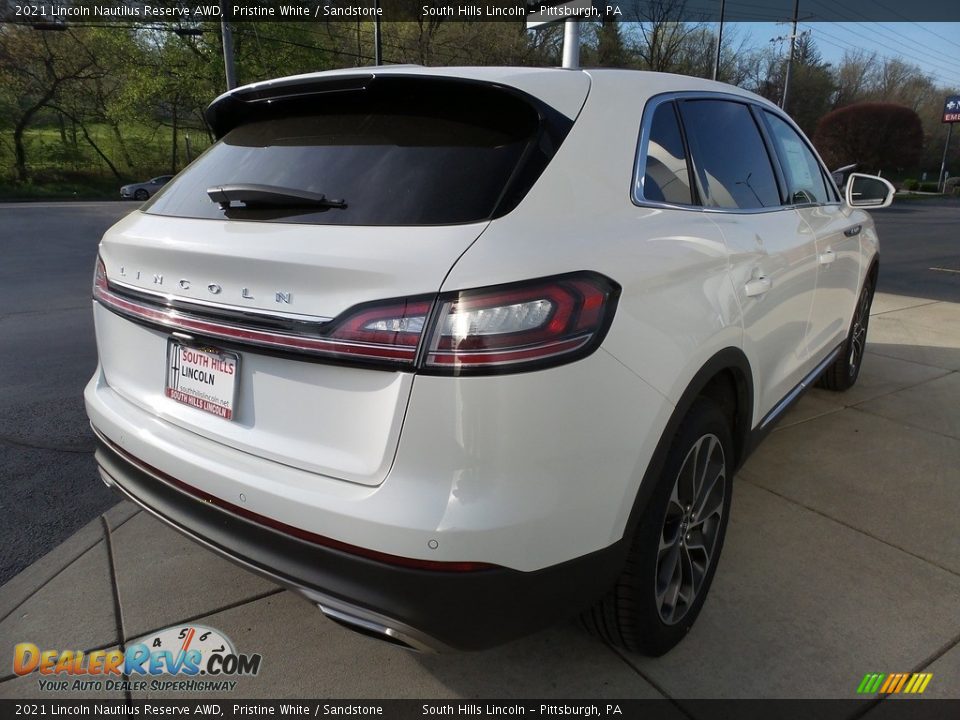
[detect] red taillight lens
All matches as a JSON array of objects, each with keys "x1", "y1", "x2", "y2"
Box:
[
  {"x1": 93, "y1": 256, "x2": 109, "y2": 299},
  {"x1": 422, "y1": 272, "x2": 619, "y2": 374},
  {"x1": 326, "y1": 300, "x2": 432, "y2": 348}
]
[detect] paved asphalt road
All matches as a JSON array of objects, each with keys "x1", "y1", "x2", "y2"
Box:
[{"x1": 0, "y1": 198, "x2": 958, "y2": 585}]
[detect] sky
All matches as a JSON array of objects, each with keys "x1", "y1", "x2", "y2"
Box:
[{"x1": 727, "y1": 22, "x2": 960, "y2": 90}]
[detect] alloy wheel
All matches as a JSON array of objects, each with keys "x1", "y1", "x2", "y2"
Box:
[
  {"x1": 849, "y1": 283, "x2": 871, "y2": 377},
  {"x1": 656, "y1": 433, "x2": 726, "y2": 625}
]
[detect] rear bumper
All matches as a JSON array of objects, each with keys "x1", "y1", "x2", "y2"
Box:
[{"x1": 92, "y1": 429, "x2": 628, "y2": 652}]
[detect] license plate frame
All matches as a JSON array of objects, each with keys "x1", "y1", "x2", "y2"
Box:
[{"x1": 165, "y1": 340, "x2": 240, "y2": 421}]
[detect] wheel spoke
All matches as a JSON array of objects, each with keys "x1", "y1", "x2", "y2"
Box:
[
  {"x1": 692, "y1": 446, "x2": 723, "y2": 518},
  {"x1": 683, "y1": 540, "x2": 706, "y2": 596},
  {"x1": 678, "y1": 544, "x2": 694, "y2": 610},
  {"x1": 657, "y1": 541, "x2": 683, "y2": 621},
  {"x1": 677, "y1": 443, "x2": 699, "y2": 508},
  {"x1": 693, "y1": 436, "x2": 714, "y2": 510}
]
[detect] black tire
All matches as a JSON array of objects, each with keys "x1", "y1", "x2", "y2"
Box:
[
  {"x1": 817, "y1": 276, "x2": 874, "y2": 392},
  {"x1": 582, "y1": 397, "x2": 734, "y2": 656},
  {"x1": 134, "y1": 189, "x2": 149, "y2": 201}
]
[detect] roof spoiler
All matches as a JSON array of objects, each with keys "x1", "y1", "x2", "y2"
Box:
[{"x1": 205, "y1": 74, "x2": 376, "y2": 139}]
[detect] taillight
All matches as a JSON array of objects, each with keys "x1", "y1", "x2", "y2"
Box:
[
  {"x1": 94, "y1": 257, "x2": 618, "y2": 374},
  {"x1": 325, "y1": 299, "x2": 431, "y2": 349},
  {"x1": 422, "y1": 272, "x2": 619, "y2": 375},
  {"x1": 93, "y1": 256, "x2": 109, "y2": 298}
]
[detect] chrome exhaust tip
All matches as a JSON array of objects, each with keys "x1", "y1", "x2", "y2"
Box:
[
  {"x1": 315, "y1": 602, "x2": 441, "y2": 653},
  {"x1": 98, "y1": 468, "x2": 116, "y2": 489}
]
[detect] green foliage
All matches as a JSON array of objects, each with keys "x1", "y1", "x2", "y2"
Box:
[
  {"x1": 918, "y1": 182, "x2": 940, "y2": 192},
  {"x1": 0, "y1": 19, "x2": 957, "y2": 198},
  {"x1": 902, "y1": 179, "x2": 919, "y2": 191},
  {"x1": 814, "y1": 102, "x2": 924, "y2": 175}
]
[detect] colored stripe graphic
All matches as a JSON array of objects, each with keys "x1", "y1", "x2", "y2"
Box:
[
  {"x1": 857, "y1": 673, "x2": 885, "y2": 694},
  {"x1": 879, "y1": 675, "x2": 896, "y2": 694},
  {"x1": 858, "y1": 672, "x2": 932, "y2": 694}
]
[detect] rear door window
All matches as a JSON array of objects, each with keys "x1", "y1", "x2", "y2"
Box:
[
  {"x1": 677, "y1": 100, "x2": 781, "y2": 210},
  {"x1": 639, "y1": 102, "x2": 694, "y2": 205},
  {"x1": 145, "y1": 81, "x2": 556, "y2": 226}
]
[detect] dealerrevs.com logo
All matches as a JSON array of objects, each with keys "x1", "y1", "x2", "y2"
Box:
[{"x1": 13, "y1": 624, "x2": 262, "y2": 693}]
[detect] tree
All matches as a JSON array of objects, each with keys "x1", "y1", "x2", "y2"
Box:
[
  {"x1": 814, "y1": 102, "x2": 923, "y2": 174},
  {"x1": 0, "y1": 25, "x2": 101, "y2": 181},
  {"x1": 629, "y1": 0, "x2": 704, "y2": 72},
  {"x1": 597, "y1": 16, "x2": 627, "y2": 68},
  {"x1": 832, "y1": 50, "x2": 879, "y2": 109},
  {"x1": 756, "y1": 35, "x2": 835, "y2": 136}
]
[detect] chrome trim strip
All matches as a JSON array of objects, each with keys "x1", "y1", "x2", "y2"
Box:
[
  {"x1": 91, "y1": 425, "x2": 449, "y2": 654},
  {"x1": 110, "y1": 277, "x2": 332, "y2": 324},
  {"x1": 759, "y1": 343, "x2": 844, "y2": 430},
  {"x1": 631, "y1": 90, "x2": 843, "y2": 215},
  {"x1": 95, "y1": 284, "x2": 416, "y2": 364}
]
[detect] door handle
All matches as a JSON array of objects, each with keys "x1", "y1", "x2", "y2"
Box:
[
  {"x1": 819, "y1": 248, "x2": 837, "y2": 265},
  {"x1": 843, "y1": 224, "x2": 862, "y2": 237},
  {"x1": 744, "y1": 276, "x2": 772, "y2": 297}
]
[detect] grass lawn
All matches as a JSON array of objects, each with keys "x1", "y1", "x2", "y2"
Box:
[{"x1": 0, "y1": 122, "x2": 211, "y2": 200}]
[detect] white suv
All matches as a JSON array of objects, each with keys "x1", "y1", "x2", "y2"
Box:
[{"x1": 84, "y1": 67, "x2": 893, "y2": 654}]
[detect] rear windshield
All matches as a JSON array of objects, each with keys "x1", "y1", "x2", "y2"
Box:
[{"x1": 145, "y1": 80, "x2": 557, "y2": 226}]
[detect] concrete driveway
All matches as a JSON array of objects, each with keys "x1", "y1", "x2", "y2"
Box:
[{"x1": 1, "y1": 290, "x2": 958, "y2": 707}]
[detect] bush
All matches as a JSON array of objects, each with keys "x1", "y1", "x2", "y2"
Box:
[
  {"x1": 944, "y1": 176, "x2": 960, "y2": 191},
  {"x1": 814, "y1": 103, "x2": 923, "y2": 175},
  {"x1": 919, "y1": 182, "x2": 940, "y2": 192},
  {"x1": 902, "y1": 179, "x2": 919, "y2": 191}
]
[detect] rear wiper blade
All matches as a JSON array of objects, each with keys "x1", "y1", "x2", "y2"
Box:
[{"x1": 207, "y1": 184, "x2": 346, "y2": 209}]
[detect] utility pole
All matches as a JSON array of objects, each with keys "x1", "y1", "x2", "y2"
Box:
[
  {"x1": 220, "y1": 1, "x2": 237, "y2": 91},
  {"x1": 780, "y1": 0, "x2": 800, "y2": 110},
  {"x1": 374, "y1": 1, "x2": 382, "y2": 65},
  {"x1": 712, "y1": 0, "x2": 725, "y2": 81}
]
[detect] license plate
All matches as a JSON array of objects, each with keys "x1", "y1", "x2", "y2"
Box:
[{"x1": 165, "y1": 342, "x2": 239, "y2": 420}]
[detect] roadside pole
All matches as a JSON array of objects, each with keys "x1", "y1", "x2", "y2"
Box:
[
  {"x1": 374, "y1": 0, "x2": 382, "y2": 65},
  {"x1": 940, "y1": 95, "x2": 960, "y2": 193},
  {"x1": 562, "y1": 17, "x2": 580, "y2": 69},
  {"x1": 938, "y1": 123, "x2": 953, "y2": 193},
  {"x1": 527, "y1": 0, "x2": 589, "y2": 69},
  {"x1": 712, "y1": 0, "x2": 725, "y2": 81},
  {"x1": 220, "y1": 1, "x2": 237, "y2": 91},
  {"x1": 780, "y1": 0, "x2": 800, "y2": 109}
]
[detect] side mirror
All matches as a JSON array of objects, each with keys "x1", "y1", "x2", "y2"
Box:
[
  {"x1": 846, "y1": 173, "x2": 895, "y2": 209},
  {"x1": 831, "y1": 163, "x2": 858, "y2": 190}
]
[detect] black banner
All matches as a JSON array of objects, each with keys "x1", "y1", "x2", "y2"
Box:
[
  {"x1": 5, "y1": 0, "x2": 960, "y2": 24},
  {"x1": 2, "y1": 700, "x2": 960, "y2": 720}
]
